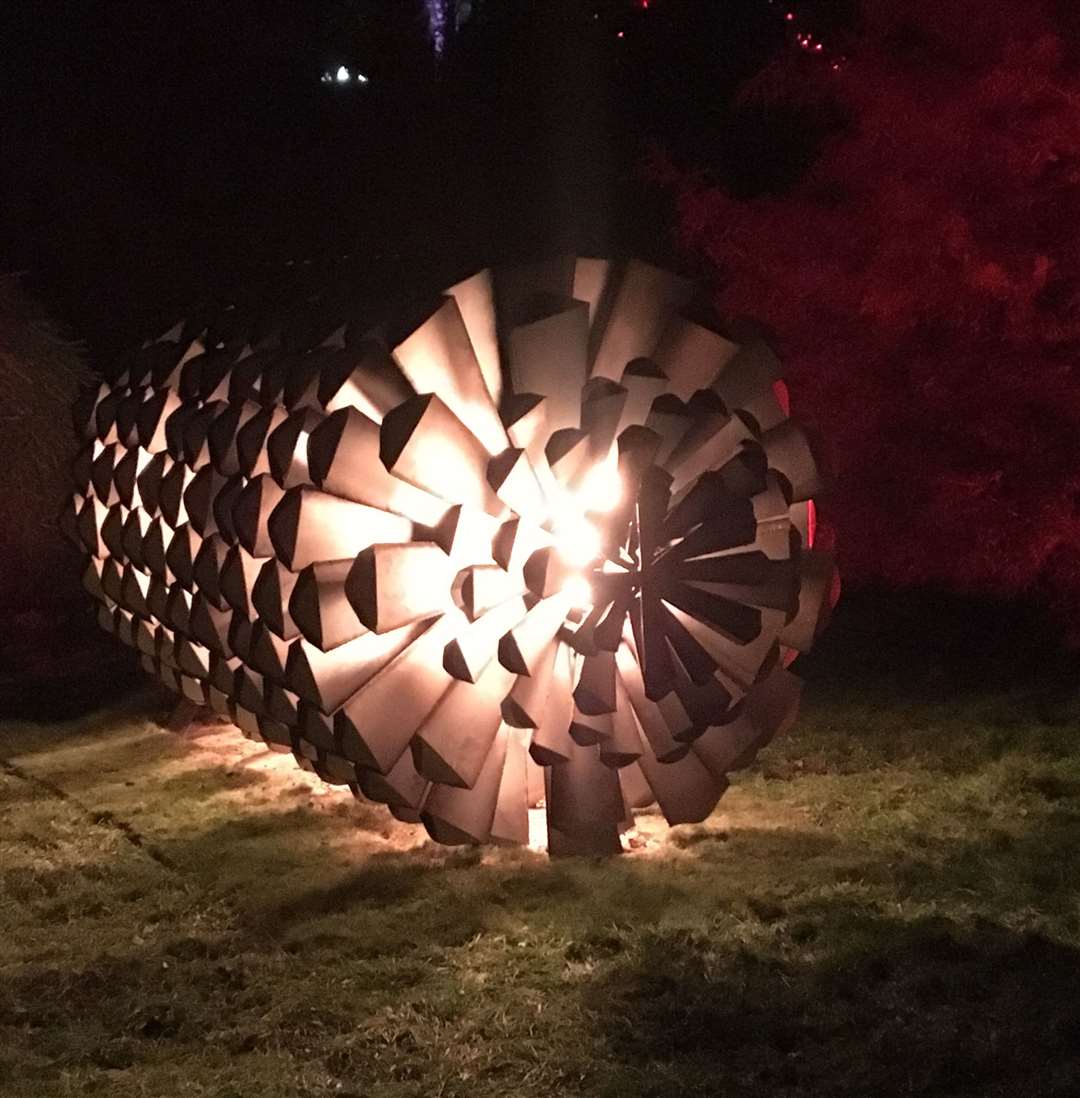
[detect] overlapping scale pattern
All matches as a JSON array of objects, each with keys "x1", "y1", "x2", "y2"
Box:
[{"x1": 67, "y1": 257, "x2": 837, "y2": 855}]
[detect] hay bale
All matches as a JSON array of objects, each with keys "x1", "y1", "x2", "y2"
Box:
[{"x1": 0, "y1": 274, "x2": 89, "y2": 616}]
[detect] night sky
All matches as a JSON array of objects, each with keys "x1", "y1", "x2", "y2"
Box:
[{"x1": 2, "y1": 1, "x2": 787, "y2": 351}]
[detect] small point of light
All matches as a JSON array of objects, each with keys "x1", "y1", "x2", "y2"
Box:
[
  {"x1": 562, "y1": 575, "x2": 593, "y2": 609},
  {"x1": 815, "y1": 43, "x2": 823, "y2": 52},
  {"x1": 785, "y1": 11, "x2": 795, "y2": 20},
  {"x1": 617, "y1": 30, "x2": 625, "y2": 38},
  {"x1": 336, "y1": 66, "x2": 351, "y2": 83}
]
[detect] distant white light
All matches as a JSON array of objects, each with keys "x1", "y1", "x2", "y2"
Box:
[{"x1": 322, "y1": 67, "x2": 369, "y2": 86}]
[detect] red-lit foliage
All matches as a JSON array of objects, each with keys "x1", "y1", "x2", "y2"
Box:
[{"x1": 655, "y1": 0, "x2": 1080, "y2": 636}]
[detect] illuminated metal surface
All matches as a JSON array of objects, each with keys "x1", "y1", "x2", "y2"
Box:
[{"x1": 68, "y1": 256, "x2": 836, "y2": 855}]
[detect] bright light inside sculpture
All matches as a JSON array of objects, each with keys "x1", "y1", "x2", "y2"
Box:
[
  {"x1": 555, "y1": 514, "x2": 602, "y2": 568},
  {"x1": 561, "y1": 574, "x2": 592, "y2": 609},
  {"x1": 578, "y1": 461, "x2": 622, "y2": 513},
  {"x1": 69, "y1": 254, "x2": 836, "y2": 858},
  {"x1": 336, "y1": 65, "x2": 350, "y2": 83}
]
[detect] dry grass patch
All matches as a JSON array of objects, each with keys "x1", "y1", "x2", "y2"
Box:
[{"x1": 1, "y1": 685, "x2": 1079, "y2": 1097}]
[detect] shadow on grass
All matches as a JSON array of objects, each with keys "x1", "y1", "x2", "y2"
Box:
[
  {"x1": 588, "y1": 911, "x2": 1080, "y2": 1097},
  {"x1": 5, "y1": 876, "x2": 1078, "y2": 1095},
  {"x1": 249, "y1": 851, "x2": 446, "y2": 927},
  {"x1": 184, "y1": 804, "x2": 1080, "y2": 944},
  {"x1": 4, "y1": 800, "x2": 1080, "y2": 1096}
]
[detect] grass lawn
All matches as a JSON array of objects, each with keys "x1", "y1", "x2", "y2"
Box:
[{"x1": 2, "y1": 681, "x2": 1079, "y2": 1097}]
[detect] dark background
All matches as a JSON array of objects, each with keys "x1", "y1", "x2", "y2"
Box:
[
  {"x1": 2, "y1": 0, "x2": 785, "y2": 351},
  {"x1": 3, "y1": 0, "x2": 1076, "y2": 707}
]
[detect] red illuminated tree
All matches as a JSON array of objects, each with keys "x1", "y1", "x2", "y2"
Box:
[{"x1": 657, "y1": 0, "x2": 1080, "y2": 634}]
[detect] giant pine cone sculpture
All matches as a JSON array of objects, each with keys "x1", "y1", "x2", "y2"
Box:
[{"x1": 68, "y1": 257, "x2": 835, "y2": 855}]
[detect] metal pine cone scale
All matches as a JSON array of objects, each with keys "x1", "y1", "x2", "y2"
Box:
[{"x1": 68, "y1": 256, "x2": 836, "y2": 856}]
